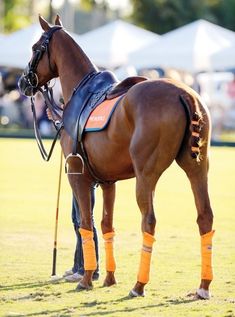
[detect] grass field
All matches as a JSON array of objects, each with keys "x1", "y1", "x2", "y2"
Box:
[{"x1": 0, "y1": 138, "x2": 235, "y2": 317}]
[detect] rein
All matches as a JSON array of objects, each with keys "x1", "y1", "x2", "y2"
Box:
[
  {"x1": 30, "y1": 71, "x2": 98, "y2": 162},
  {"x1": 30, "y1": 85, "x2": 63, "y2": 162}
]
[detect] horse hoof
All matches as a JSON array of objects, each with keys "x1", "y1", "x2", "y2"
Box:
[
  {"x1": 195, "y1": 288, "x2": 211, "y2": 300},
  {"x1": 103, "y1": 278, "x2": 117, "y2": 287},
  {"x1": 76, "y1": 282, "x2": 93, "y2": 292},
  {"x1": 129, "y1": 289, "x2": 145, "y2": 297}
]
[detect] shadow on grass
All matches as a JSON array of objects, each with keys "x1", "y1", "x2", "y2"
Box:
[
  {"x1": 78, "y1": 295, "x2": 199, "y2": 311},
  {"x1": 5, "y1": 296, "x2": 200, "y2": 317},
  {"x1": 0, "y1": 280, "x2": 64, "y2": 291}
]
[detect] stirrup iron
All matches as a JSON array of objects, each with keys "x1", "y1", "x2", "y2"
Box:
[{"x1": 65, "y1": 153, "x2": 84, "y2": 175}]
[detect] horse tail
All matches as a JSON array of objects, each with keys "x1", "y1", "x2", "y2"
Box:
[{"x1": 179, "y1": 94, "x2": 204, "y2": 163}]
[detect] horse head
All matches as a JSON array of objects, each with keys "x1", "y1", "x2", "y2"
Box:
[{"x1": 18, "y1": 15, "x2": 63, "y2": 96}]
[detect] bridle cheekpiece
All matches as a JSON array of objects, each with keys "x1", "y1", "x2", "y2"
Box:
[{"x1": 22, "y1": 26, "x2": 62, "y2": 96}]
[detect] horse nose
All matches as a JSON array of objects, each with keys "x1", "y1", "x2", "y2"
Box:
[
  {"x1": 18, "y1": 75, "x2": 34, "y2": 97},
  {"x1": 18, "y1": 75, "x2": 26, "y2": 94}
]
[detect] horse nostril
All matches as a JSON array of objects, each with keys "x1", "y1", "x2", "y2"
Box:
[
  {"x1": 18, "y1": 76, "x2": 24, "y2": 92},
  {"x1": 18, "y1": 76, "x2": 32, "y2": 96}
]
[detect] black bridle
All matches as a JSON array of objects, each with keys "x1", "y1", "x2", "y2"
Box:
[
  {"x1": 22, "y1": 26, "x2": 62, "y2": 96},
  {"x1": 20, "y1": 26, "x2": 64, "y2": 161}
]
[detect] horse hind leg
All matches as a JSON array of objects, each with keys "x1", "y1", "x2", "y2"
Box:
[
  {"x1": 128, "y1": 124, "x2": 180, "y2": 297},
  {"x1": 176, "y1": 146, "x2": 214, "y2": 299},
  {"x1": 127, "y1": 138, "x2": 164, "y2": 297},
  {"x1": 129, "y1": 172, "x2": 158, "y2": 297}
]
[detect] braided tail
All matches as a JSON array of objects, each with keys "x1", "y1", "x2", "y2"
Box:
[{"x1": 179, "y1": 94, "x2": 204, "y2": 163}]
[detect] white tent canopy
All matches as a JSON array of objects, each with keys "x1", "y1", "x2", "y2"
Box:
[
  {"x1": 78, "y1": 19, "x2": 160, "y2": 69},
  {"x1": 0, "y1": 20, "x2": 159, "y2": 70},
  {"x1": 0, "y1": 24, "x2": 43, "y2": 69},
  {"x1": 211, "y1": 43, "x2": 235, "y2": 70},
  {"x1": 128, "y1": 19, "x2": 235, "y2": 73},
  {"x1": 0, "y1": 24, "x2": 80, "y2": 69}
]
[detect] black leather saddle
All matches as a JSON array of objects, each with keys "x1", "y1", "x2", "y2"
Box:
[{"x1": 63, "y1": 70, "x2": 147, "y2": 143}]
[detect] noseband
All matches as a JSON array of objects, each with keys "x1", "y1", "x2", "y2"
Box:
[{"x1": 23, "y1": 26, "x2": 62, "y2": 95}]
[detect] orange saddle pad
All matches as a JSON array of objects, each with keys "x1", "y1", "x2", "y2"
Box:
[{"x1": 85, "y1": 95, "x2": 124, "y2": 132}]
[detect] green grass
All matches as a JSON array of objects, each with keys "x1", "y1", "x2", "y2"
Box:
[{"x1": 0, "y1": 138, "x2": 235, "y2": 317}]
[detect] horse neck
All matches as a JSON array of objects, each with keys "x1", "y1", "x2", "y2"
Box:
[{"x1": 53, "y1": 31, "x2": 97, "y2": 104}]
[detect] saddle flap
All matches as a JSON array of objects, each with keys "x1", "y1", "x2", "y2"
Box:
[{"x1": 63, "y1": 70, "x2": 119, "y2": 140}]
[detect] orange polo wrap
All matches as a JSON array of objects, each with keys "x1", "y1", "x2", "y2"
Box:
[
  {"x1": 201, "y1": 230, "x2": 215, "y2": 280},
  {"x1": 79, "y1": 228, "x2": 97, "y2": 271},
  {"x1": 103, "y1": 231, "x2": 116, "y2": 272},
  {"x1": 137, "y1": 232, "x2": 156, "y2": 284}
]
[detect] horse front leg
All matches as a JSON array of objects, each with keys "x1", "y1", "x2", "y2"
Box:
[
  {"x1": 68, "y1": 174, "x2": 97, "y2": 291},
  {"x1": 100, "y1": 183, "x2": 117, "y2": 287},
  {"x1": 130, "y1": 176, "x2": 156, "y2": 297}
]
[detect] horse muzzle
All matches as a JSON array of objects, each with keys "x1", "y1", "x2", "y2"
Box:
[{"x1": 18, "y1": 71, "x2": 39, "y2": 97}]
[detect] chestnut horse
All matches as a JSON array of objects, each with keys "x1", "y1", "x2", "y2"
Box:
[{"x1": 18, "y1": 16, "x2": 214, "y2": 299}]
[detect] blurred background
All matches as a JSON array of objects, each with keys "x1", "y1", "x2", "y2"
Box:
[{"x1": 0, "y1": 0, "x2": 235, "y2": 143}]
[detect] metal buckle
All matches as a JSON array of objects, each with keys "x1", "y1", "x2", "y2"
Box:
[{"x1": 65, "y1": 153, "x2": 84, "y2": 175}]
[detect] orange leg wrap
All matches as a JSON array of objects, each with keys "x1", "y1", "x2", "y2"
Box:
[
  {"x1": 103, "y1": 231, "x2": 116, "y2": 272},
  {"x1": 137, "y1": 232, "x2": 156, "y2": 284},
  {"x1": 79, "y1": 228, "x2": 97, "y2": 271},
  {"x1": 201, "y1": 230, "x2": 215, "y2": 280}
]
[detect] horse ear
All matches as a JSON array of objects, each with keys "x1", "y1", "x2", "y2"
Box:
[
  {"x1": 55, "y1": 14, "x2": 63, "y2": 27},
  {"x1": 39, "y1": 15, "x2": 50, "y2": 31}
]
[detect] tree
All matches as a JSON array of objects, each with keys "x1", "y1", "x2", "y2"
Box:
[
  {"x1": 130, "y1": 0, "x2": 235, "y2": 34},
  {"x1": 80, "y1": 0, "x2": 108, "y2": 11},
  {"x1": 209, "y1": 0, "x2": 235, "y2": 31},
  {"x1": 2, "y1": 0, "x2": 32, "y2": 33},
  {"x1": 69, "y1": 0, "x2": 235, "y2": 33}
]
